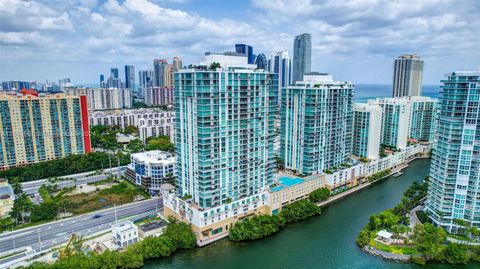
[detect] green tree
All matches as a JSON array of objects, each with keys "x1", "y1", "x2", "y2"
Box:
[
  {"x1": 442, "y1": 243, "x2": 470, "y2": 264},
  {"x1": 280, "y1": 199, "x2": 321, "y2": 223},
  {"x1": 138, "y1": 236, "x2": 175, "y2": 259},
  {"x1": 308, "y1": 187, "x2": 330, "y2": 203},
  {"x1": 210, "y1": 62, "x2": 221, "y2": 69},
  {"x1": 124, "y1": 125, "x2": 138, "y2": 135},
  {"x1": 127, "y1": 138, "x2": 144, "y2": 153},
  {"x1": 412, "y1": 223, "x2": 447, "y2": 260},
  {"x1": 356, "y1": 227, "x2": 371, "y2": 247},
  {"x1": 146, "y1": 136, "x2": 175, "y2": 152},
  {"x1": 163, "y1": 221, "x2": 196, "y2": 249},
  {"x1": 0, "y1": 217, "x2": 14, "y2": 232},
  {"x1": 229, "y1": 214, "x2": 286, "y2": 242}
]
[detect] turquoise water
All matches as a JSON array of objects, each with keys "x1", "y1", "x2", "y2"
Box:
[
  {"x1": 278, "y1": 176, "x2": 304, "y2": 186},
  {"x1": 145, "y1": 159, "x2": 477, "y2": 269}
]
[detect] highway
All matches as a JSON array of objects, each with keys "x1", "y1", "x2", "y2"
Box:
[
  {"x1": 21, "y1": 166, "x2": 126, "y2": 196},
  {"x1": 0, "y1": 197, "x2": 162, "y2": 263}
]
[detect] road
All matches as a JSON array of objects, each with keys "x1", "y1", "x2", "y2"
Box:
[
  {"x1": 21, "y1": 166, "x2": 127, "y2": 196},
  {"x1": 0, "y1": 197, "x2": 162, "y2": 262}
]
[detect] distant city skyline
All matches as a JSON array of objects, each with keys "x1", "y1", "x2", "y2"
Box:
[{"x1": 0, "y1": 0, "x2": 478, "y2": 84}]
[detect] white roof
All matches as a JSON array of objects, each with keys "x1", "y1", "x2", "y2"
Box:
[
  {"x1": 131, "y1": 150, "x2": 175, "y2": 165},
  {"x1": 377, "y1": 230, "x2": 393, "y2": 239},
  {"x1": 112, "y1": 220, "x2": 137, "y2": 233}
]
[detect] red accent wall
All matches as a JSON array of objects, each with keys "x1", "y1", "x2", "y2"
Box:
[{"x1": 79, "y1": 95, "x2": 91, "y2": 153}]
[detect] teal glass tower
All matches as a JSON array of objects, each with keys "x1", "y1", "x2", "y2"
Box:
[
  {"x1": 280, "y1": 73, "x2": 354, "y2": 175},
  {"x1": 174, "y1": 56, "x2": 277, "y2": 208},
  {"x1": 425, "y1": 71, "x2": 480, "y2": 232}
]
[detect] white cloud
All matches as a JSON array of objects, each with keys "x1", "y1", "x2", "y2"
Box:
[{"x1": 0, "y1": 0, "x2": 478, "y2": 84}]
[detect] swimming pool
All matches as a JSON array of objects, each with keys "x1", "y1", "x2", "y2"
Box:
[{"x1": 278, "y1": 176, "x2": 305, "y2": 186}]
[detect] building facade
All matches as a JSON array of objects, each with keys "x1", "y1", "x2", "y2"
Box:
[
  {"x1": 0, "y1": 92, "x2": 91, "y2": 169},
  {"x1": 64, "y1": 87, "x2": 131, "y2": 110},
  {"x1": 124, "y1": 65, "x2": 135, "y2": 90},
  {"x1": 370, "y1": 97, "x2": 411, "y2": 150},
  {"x1": 175, "y1": 54, "x2": 277, "y2": 208},
  {"x1": 292, "y1": 33, "x2": 312, "y2": 84},
  {"x1": 89, "y1": 108, "x2": 174, "y2": 131},
  {"x1": 144, "y1": 87, "x2": 174, "y2": 106},
  {"x1": 125, "y1": 150, "x2": 176, "y2": 193},
  {"x1": 409, "y1": 96, "x2": 438, "y2": 141},
  {"x1": 111, "y1": 221, "x2": 139, "y2": 249},
  {"x1": 352, "y1": 103, "x2": 382, "y2": 160},
  {"x1": 392, "y1": 54, "x2": 424, "y2": 97},
  {"x1": 153, "y1": 59, "x2": 172, "y2": 87},
  {"x1": 269, "y1": 51, "x2": 292, "y2": 106},
  {"x1": 280, "y1": 73, "x2": 354, "y2": 175},
  {"x1": 425, "y1": 71, "x2": 480, "y2": 232},
  {"x1": 235, "y1": 44, "x2": 254, "y2": 64},
  {"x1": 138, "y1": 118, "x2": 174, "y2": 144}
]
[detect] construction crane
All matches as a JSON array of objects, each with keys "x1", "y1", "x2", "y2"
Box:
[{"x1": 59, "y1": 233, "x2": 82, "y2": 258}]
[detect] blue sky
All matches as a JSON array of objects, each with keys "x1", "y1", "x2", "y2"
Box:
[{"x1": 0, "y1": 0, "x2": 478, "y2": 85}]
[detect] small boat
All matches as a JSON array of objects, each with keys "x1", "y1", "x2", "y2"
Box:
[{"x1": 392, "y1": 171, "x2": 403, "y2": 178}]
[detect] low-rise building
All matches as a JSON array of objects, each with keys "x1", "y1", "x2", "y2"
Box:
[
  {"x1": 138, "y1": 220, "x2": 168, "y2": 239},
  {"x1": 125, "y1": 151, "x2": 176, "y2": 194},
  {"x1": 89, "y1": 109, "x2": 174, "y2": 130},
  {"x1": 0, "y1": 179, "x2": 14, "y2": 217},
  {"x1": 111, "y1": 221, "x2": 138, "y2": 248},
  {"x1": 325, "y1": 143, "x2": 431, "y2": 191},
  {"x1": 268, "y1": 174, "x2": 324, "y2": 214}
]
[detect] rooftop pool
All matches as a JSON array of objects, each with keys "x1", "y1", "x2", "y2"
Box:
[
  {"x1": 278, "y1": 176, "x2": 305, "y2": 186},
  {"x1": 271, "y1": 176, "x2": 305, "y2": 192}
]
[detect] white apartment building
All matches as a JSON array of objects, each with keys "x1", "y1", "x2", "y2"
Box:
[
  {"x1": 144, "y1": 87, "x2": 174, "y2": 106},
  {"x1": 369, "y1": 97, "x2": 412, "y2": 150},
  {"x1": 64, "y1": 87, "x2": 131, "y2": 110},
  {"x1": 325, "y1": 143, "x2": 431, "y2": 190},
  {"x1": 112, "y1": 221, "x2": 139, "y2": 248},
  {"x1": 138, "y1": 118, "x2": 175, "y2": 143},
  {"x1": 352, "y1": 103, "x2": 382, "y2": 160},
  {"x1": 125, "y1": 150, "x2": 176, "y2": 194},
  {"x1": 89, "y1": 108, "x2": 174, "y2": 134}
]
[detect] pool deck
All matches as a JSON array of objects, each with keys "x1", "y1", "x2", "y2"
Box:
[{"x1": 271, "y1": 176, "x2": 306, "y2": 192}]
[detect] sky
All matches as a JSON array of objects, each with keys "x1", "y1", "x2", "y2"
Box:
[{"x1": 0, "y1": 0, "x2": 479, "y2": 85}]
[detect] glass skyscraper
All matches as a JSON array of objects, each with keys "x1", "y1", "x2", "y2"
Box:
[
  {"x1": 174, "y1": 54, "x2": 277, "y2": 208},
  {"x1": 409, "y1": 96, "x2": 437, "y2": 142},
  {"x1": 280, "y1": 73, "x2": 354, "y2": 175},
  {"x1": 235, "y1": 44, "x2": 254, "y2": 64},
  {"x1": 124, "y1": 65, "x2": 135, "y2": 90},
  {"x1": 425, "y1": 71, "x2": 480, "y2": 232},
  {"x1": 292, "y1": 33, "x2": 311, "y2": 84},
  {"x1": 269, "y1": 51, "x2": 291, "y2": 107}
]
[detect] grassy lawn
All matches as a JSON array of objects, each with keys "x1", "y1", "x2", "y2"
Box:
[
  {"x1": 369, "y1": 238, "x2": 418, "y2": 255},
  {"x1": 67, "y1": 181, "x2": 143, "y2": 214}
]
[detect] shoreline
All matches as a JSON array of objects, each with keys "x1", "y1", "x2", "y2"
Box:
[{"x1": 317, "y1": 155, "x2": 428, "y2": 208}]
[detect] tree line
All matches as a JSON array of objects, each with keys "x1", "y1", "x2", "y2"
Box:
[
  {"x1": 356, "y1": 178, "x2": 480, "y2": 265},
  {"x1": 27, "y1": 220, "x2": 196, "y2": 269},
  {"x1": 0, "y1": 152, "x2": 130, "y2": 183},
  {"x1": 229, "y1": 199, "x2": 321, "y2": 242}
]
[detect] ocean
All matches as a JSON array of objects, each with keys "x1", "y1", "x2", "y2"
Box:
[{"x1": 354, "y1": 84, "x2": 440, "y2": 103}]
